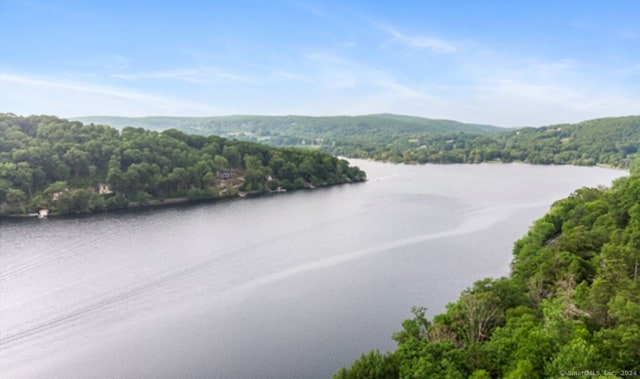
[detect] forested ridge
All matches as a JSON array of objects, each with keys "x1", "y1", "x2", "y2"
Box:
[
  {"x1": 0, "y1": 114, "x2": 365, "y2": 216},
  {"x1": 336, "y1": 171, "x2": 640, "y2": 378},
  {"x1": 75, "y1": 114, "x2": 640, "y2": 169},
  {"x1": 371, "y1": 116, "x2": 640, "y2": 167},
  {"x1": 73, "y1": 114, "x2": 503, "y2": 158}
]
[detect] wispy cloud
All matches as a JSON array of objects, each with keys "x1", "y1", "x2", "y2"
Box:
[
  {"x1": 303, "y1": 48, "x2": 435, "y2": 99},
  {"x1": 298, "y1": 39, "x2": 640, "y2": 126},
  {"x1": 0, "y1": 72, "x2": 213, "y2": 116},
  {"x1": 111, "y1": 69, "x2": 204, "y2": 83},
  {"x1": 373, "y1": 77, "x2": 433, "y2": 100},
  {"x1": 379, "y1": 24, "x2": 456, "y2": 53},
  {"x1": 111, "y1": 67, "x2": 257, "y2": 84},
  {"x1": 0, "y1": 72, "x2": 173, "y2": 106},
  {"x1": 444, "y1": 57, "x2": 640, "y2": 127}
]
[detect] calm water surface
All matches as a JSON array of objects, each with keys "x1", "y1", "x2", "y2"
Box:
[{"x1": 0, "y1": 161, "x2": 626, "y2": 378}]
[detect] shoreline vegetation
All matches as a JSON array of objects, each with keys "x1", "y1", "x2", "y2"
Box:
[
  {"x1": 0, "y1": 114, "x2": 366, "y2": 218},
  {"x1": 4, "y1": 112, "x2": 640, "y2": 219}
]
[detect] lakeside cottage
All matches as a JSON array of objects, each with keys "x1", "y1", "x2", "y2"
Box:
[
  {"x1": 217, "y1": 170, "x2": 233, "y2": 180},
  {"x1": 51, "y1": 191, "x2": 64, "y2": 201},
  {"x1": 98, "y1": 183, "x2": 113, "y2": 194}
]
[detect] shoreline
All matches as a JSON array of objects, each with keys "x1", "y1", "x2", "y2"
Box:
[
  {"x1": 0, "y1": 181, "x2": 365, "y2": 221},
  {"x1": 1, "y1": 193, "x2": 250, "y2": 220}
]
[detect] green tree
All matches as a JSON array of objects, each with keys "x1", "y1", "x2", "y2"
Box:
[
  {"x1": 334, "y1": 350, "x2": 398, "y2": 379},
  {"x1": 63, "y1": 147, "x2": 90, "y2": 177},
  {"x1": 55, "y1": 188, "x2": 93, "y2": 213},
  {"x1": 6, "y1": 188, "x2": 28, "y2": 213},
  {"x1": 213, "y1": 154, "x2": 229, "y2": 171}
]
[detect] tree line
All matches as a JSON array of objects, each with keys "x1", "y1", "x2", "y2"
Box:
[
  {"x1": 0, "y1": 114, "x2": 365, "y2": 216},
  {"x1": 352, "y1": 116, "x2": 640, "y2": 168}
]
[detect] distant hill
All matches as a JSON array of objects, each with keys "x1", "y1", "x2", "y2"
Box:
[
  {"x1": 72, "y1": 114, "x2": 503, "y2": 156},
  {"x1": 74, "y1": 114, "x2": 640, "y2": 168},
  {"x1": 73, "y1": 114, "x2": 502, "y2": 135}
]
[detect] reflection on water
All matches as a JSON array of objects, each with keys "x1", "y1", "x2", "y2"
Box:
[{"x1": 0, "y1": 161, "x2": 626, "y2": 378}]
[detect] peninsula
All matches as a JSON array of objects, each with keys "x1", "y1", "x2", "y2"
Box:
[{"x1": 0, "y1": 114, "x2": 366, "y2": 217}]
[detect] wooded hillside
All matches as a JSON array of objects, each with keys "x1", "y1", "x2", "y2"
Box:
[
  {"x1": 380, "y1": 116, "x2": 640, "y2": 167},
  {"x1": 73, "y1": 114, "x2": 502, "y2": 159},
  {"x1": 0, "y1": 114, "x2": 365, "y2": 216}
]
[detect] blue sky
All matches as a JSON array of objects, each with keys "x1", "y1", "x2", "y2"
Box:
[{"x1": 1, "y1": 0, "x2": 640, "y2": 126}]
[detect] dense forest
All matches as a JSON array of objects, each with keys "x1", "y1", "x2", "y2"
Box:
[
  {"x1": 0, "y1": 114, "x2": 366, "y2": 216},
  {"x1": 336, "y1": 169, "x2": 640, "y2": 378},
  {"x1": 75, "y1": 114, "x2": 640, "y2": 169},
  {"x1": 363, "y1": 116, "x2": 640, "y2": 168}
]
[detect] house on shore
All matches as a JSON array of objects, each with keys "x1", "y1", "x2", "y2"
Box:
[
  {"x1": 98, "y1": 183, "x2": 113, "y2": 194},
  {"x1": 217, "y1": 170, "x2": 233, "y2": 180}
]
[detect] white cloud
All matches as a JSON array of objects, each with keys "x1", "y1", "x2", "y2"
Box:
[
  {"x1": 0, "y1": 72, "x2": 213, "y2": 117},
  {"x1": 440, "y1": 74, "x2": 640, "y2": 127},
  {"x1": 373, "y1": 77, "x2": 433, "y2": 100},
  {"x1": 111, "y1": 67, "x2": 257, "y2": 85},
  {"x1": 379, "y1": 24, "x2": 456, "y2": 53},
  {"x1": 111, "y1": 69, "x2": 203, "y2": 83}
]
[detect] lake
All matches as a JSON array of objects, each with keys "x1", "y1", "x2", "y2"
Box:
[{"x1": 0, "y1": 161, "x2": 627, "y2": 379}]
